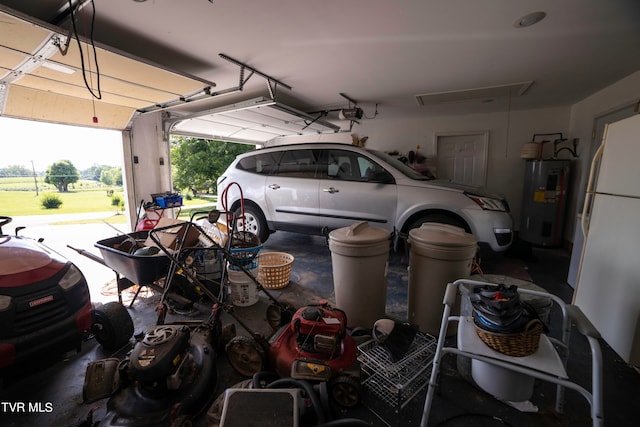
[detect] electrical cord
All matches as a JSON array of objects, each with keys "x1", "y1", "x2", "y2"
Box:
[
  {"x1": 434, "y1": 412, "x2": 516, "y2": 427},
  {"x1": 68, "y1": 0, "x2": 102, "y2": 100}
]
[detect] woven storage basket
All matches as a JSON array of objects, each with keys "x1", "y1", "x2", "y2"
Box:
[
  {"x1": 474, "y1": 318, "x2": 543, "y2": 357},
  {"x1": 257, "y1": 252, "x2": 294, "y2": 289}
]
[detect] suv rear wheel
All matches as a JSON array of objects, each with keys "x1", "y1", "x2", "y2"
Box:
[{"x1": 234, "y1": 204, "x2": 269, "y2": 243}]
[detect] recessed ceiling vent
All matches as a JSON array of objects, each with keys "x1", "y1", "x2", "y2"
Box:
[{"x1": 415, "y1": 81, "x2": 533, "y2": 106}]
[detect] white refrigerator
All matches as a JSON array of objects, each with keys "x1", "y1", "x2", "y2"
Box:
[{"x1": 573, "y1": 113, "x2": 640, "y2": 366}]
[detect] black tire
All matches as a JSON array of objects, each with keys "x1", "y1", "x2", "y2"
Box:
[
  {"x1": 329, "y1": 375, "x2": 361, "y2": 408},
  {"x1": 170, "y1": 415, "x2": 193, "y2": 427},
  {"x1": 234, "y1": 203, "x2": 269, "y2": 243},
  {"x1": 92, "y1": 302, "x2": 134, "y2": 350},
  {"x1": 406, "y1": 213, "x2": 467, "y2": 234}
]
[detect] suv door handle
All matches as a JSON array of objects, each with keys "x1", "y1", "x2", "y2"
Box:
[
  {"x1": 323, "y1": 187, "x2": 339, "y2": 194},
  {"x1": 268, "y1": 184, "x2": 280, "y2": 190}
]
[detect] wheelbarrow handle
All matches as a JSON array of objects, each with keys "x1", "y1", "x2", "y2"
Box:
[{"x1": 66, "y1": 245, "x2": 108, "y2": 267}]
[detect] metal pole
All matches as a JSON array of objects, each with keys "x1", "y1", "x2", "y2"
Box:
[{"x1": 31, "y1": 160, "x2": 38, "y2": 196}]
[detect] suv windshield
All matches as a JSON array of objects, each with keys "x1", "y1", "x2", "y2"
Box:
[{"x1": 367, "y1": 149, "x2": 432, "y2": 180}]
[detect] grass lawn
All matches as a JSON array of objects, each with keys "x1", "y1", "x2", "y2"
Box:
[
  {"x1": 0, "y1": 190, "x2": 124, "y2": 216},
  {"x1": 0, "y1": 187, "x2": 216, "y2": 223}
]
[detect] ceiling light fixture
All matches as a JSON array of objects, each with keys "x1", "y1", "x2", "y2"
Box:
[
  {"x1": 513, "y1": 11, "x2": 546, "y2": 28},
  {"x1": 0, "y1": 83, "x2": 8, "y2": 115},
  {"x1": 41, "y1": 61, "x2": 76, "y2": 74}
]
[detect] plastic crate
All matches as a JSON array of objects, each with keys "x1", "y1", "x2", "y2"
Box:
[{"x1": 155, "y1": 194, "x2": 183, "y2": 208}]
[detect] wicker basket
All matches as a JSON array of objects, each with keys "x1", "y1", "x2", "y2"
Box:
[
  {"x1": 257, "y1": 252, "x2": 294, "y2": 289},
  {"x1": 473, "y1": 318, "x2": 543, "y2": 357}
]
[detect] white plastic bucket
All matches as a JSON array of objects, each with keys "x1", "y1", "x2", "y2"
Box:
[{"x1": 227, "y1": 263, "x2": 259, "y2": 307}]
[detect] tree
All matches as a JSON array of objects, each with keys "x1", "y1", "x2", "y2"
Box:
[
  {"x1": 44, "y1": 160, "x2": 80, "y2": 192},
  {"x1": 170, "y1": 137, "x2": 254, "y2": 194},
  {"x1": 0, "y1": 165, "x2": 31, "y2": 177},
  {"x1": 100, "y1": 167, "x2": 122, "y2": 186},
  {"x1": 82, "y1": 164, "x2": 105, "y2": 181}
]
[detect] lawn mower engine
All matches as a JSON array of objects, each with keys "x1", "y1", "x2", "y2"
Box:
[
  {"x1": 85, "y1": 324, "x2": 218, "y2": 426},
  {"x1": 268, "y1": 301, "x2": 360, "y2": 407}
]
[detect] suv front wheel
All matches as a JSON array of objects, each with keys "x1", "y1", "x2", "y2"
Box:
[
  {"x1": 406, "y1": 213, "x2": 468, "y2": 234},
  {"x1": 234, "y1": 204, "x2": 269, "y2": 243}
]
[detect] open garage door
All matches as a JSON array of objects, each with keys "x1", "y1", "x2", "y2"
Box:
[
  {"x1": 168, "y1": 96, "x2": 341, "y2": 144},
  {"x1": 0, "y1": 8, "x2": 213, "y2": 130}
]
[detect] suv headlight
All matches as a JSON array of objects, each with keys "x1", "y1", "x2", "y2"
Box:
[
  {"x1": 59, "y1": 264, "x2": 84, "y2": 290},
  {"x1": 466, "y1": 193, "x2": 509, "y2": 212},
  {"x1": 0, "y1": 295, "x2": 11, "y2": 311}
]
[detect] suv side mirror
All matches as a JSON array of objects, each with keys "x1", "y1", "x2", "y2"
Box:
[{"x1": 368, "y1": 170, "x2": 394, "y2": 184}]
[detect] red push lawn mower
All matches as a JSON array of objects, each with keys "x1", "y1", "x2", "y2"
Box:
[{"x1": 225, "y1": 300, "x2": 362, "y2": 410}]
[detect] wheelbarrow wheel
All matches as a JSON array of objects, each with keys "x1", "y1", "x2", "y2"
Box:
[{"x1": 93, "y1": 302, "x2": 134, "y2": 350}]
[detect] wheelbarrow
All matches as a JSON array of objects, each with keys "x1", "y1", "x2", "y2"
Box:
[{"x1": 68, "y1": 231, "x2": 179, "y2": 307}]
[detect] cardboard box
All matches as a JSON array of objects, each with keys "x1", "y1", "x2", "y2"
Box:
[{"x1": 144, "y1": 218, "x2": 201, "y2": 250}]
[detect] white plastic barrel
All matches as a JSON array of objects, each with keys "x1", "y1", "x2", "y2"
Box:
[
  {"x1": 407, "y1": 223, "x2": 477, "y2": 335},
  {"x1": 328, "y1": 221, "x2": 391, "y2": 328},
  {"x1": 227, "y1": 263, "x2": 259, "y2": 307}
]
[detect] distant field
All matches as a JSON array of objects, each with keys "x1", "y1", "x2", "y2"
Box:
[
  {"x1": 0, "y1": 177, "x2": 104, "y2": 192},
  {"x1": 0, "y1": 178, "x2": 216, "y2": 222}
]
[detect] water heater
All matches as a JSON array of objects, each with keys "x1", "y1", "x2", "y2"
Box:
[{"x1": 519, "y1": 160, "x2": 571, "y2": 247}]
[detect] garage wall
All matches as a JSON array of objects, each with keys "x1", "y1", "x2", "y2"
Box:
[
  {"x1": 125, "y1": 111, "x2": 174, "y2": 227},
  {"x1": 352, "y1": 106, "x2": 571, "y2": 232}
]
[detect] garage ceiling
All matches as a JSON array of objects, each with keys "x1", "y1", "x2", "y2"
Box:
[{"x1": 1, "y1": 1, "x2": 639, "y2": 132}]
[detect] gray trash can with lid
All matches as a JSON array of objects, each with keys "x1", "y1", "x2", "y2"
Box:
[
  {"x1": 407, "y1": 223, "x2": 477, "y2": 335},
  {"x1": 328, "y1": 221, "x2": 391, "y2": 328}
]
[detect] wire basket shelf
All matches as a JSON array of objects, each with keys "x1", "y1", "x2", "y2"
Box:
[{"x1": 357, "y1": 332, "x2": 436, "y2": 411}]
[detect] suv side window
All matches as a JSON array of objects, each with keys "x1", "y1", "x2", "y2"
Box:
[
  {"x1": 274, "y1": 149, "x2": 319, "y2": 178},
  {"x1": 236, "y1": 152, "x2": 281, "y2": 175},
  {"x1": 322, "y1": 149, "x2": 386, "y2": 182}
]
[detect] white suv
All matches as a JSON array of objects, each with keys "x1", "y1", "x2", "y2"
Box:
[{"x1": 217, "y1": 143, "x2": 513, "y2": 252}]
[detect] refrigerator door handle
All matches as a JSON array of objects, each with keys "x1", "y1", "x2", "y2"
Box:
[{"x1": 581, "y1": 124, "x2": 609, "y2": 238}]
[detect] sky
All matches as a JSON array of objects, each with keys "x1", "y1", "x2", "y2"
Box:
[{"x1": 0, "y1": 116, "x2": 123, "y2": 172}]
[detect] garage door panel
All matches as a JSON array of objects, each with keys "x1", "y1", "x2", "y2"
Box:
[
  {"x1": 0, "y1": 48, "x2": 27, "y2": 70},
  {"x1": 4, "y1": 85, "x2": 135, "y2": 129},
  {"x1": 50, "y1": 44, "x2": 207, "y2": 96},
  {"x1": 0, "y1": 12, "x2": 50, "y2": 54},
  {"x1": 1, "y1": 9, "x2": 214, "y2": 130}
]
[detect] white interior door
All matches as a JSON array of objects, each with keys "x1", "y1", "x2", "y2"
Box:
[{"x1": 435, "y1": 131, "x2": 488, "y2": 188}]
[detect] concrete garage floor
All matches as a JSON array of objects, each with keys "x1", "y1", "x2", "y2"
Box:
[{"x1": 1, "y1": 228, "x2": 640, "y2": 426}]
